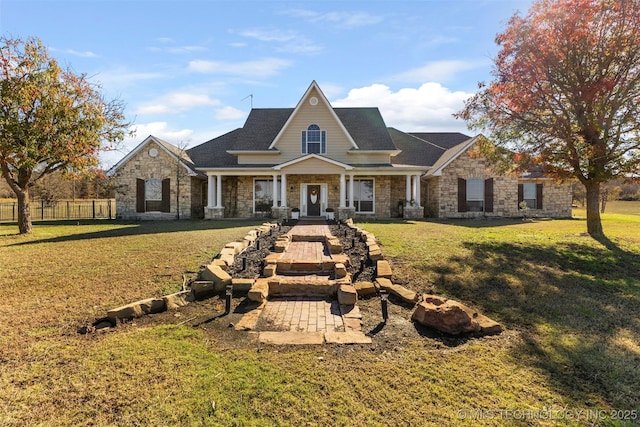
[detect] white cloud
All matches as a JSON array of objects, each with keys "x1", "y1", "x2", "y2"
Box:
[
  {"x1": 135, "y1": 91, "x2": 221, "y2": 115},
  {"x1": 90, "y1": 68, "x2": 165, "y2": 89},
  {"x1": 236, "y1": 29, "x2": 323, "y2": 55},
  {"x1": 283, "y1": 9, "x2": 383, "y2": 29},
  {"x1": 215, "y1": 106, "x2": 246, "y2": 120},
  {"x1": 332, "y1": 83, "x2": 473, "y2": 132},
  {"x1": 188, "y1": 58, "x2": 292, "y2": 78},
  {"x1": 51, "y1": 47, "x2": 98, "y2": 58},
  {"x1": 392, "y1": 59, "x2": 490, "y2": 84},
  {"x1": 238, "y1": 29, "x2": 298, "y2": 43}
]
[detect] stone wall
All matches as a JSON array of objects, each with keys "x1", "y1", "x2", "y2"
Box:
[
  {"x1": 435, "y1": 148, "x2": 518, "y2": 218},
  {"x1": 519, "y1": 179, "x2": 573, "y2": 218},
  {"x1": 114, "y1": 141, "x2": 200, "y2": 220},
  {"x1": 428, "y1": 146, "x2": 572, "y2": 219}
]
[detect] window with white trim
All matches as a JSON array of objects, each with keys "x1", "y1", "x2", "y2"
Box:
[
  {"x1": 347, "y1": 178, "x2": 374, "y2": 213},
  {"x1": 254, "y1": 178, "x2": 280, "y2": 213},
  {"x1": 301, "y1": 124, "x2": 326, "y2": 154}
]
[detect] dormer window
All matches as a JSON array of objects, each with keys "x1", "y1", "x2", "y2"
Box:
[{"x1": 301, "y1": 124, "x2": 326, "y2": 154}]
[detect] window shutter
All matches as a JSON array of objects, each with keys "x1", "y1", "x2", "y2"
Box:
[
  {"x1": 457, "y1": 178, "x2": 467, "y2": 212},
  {"x1": 536, "y1": 183, "x2": 544, "y2": 209},
  {"x1": 136, "y1": 179, "x2": 145, "y2": 212},
  {"x1": 321, "y1": 131, "x2": 326, "y2": 153},
  {"x1": 161, "y1": 178, "x2": 170, "y2": 213},
  {"x1": 517, "y1": 184, "x2": 524, "y2": 209},
  {"x1": 484, "y1": 178, "x2": 494, "y2": 212},
  {"x1": 301, "y1": 131, "x2": 307, "y2": 154}
]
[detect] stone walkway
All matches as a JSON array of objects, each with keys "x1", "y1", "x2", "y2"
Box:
[
  {"x1": 260, "y1": 297, "x2": 344, "y2": 333},
  {"x1": 238, "y1": 220, "x2": 372, "y2": 345}
]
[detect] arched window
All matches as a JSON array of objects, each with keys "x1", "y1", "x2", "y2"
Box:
[{"x1": 301, "y1": 124, "x2": 326, "y2": 154}]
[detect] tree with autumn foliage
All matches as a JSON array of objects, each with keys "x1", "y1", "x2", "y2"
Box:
[
  {"x1": 457, "y1": 0, "x2": 640, "y2": 237},
  {"x1": 0, "y1": 36, "x2": 131, "y2": 234}
]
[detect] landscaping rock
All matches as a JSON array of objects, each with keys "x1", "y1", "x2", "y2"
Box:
[
  {"x1": 231, "y1": 278, "x2": 255, "y2": 294},
  {"x1": 337, "y1": 284, "x2": 358, "y2": 305},
  {"x1": 200, "y1": 264, "x2": 232, "y2": 291},
  {"x1": 368, "y1": 244, "x2": 383, "y2": 262},
  {"x1": 107, "y1": 297, "x2": 165, "y2": 321},
  {"x1": 191, "y1": 280, "x2": 216, "y2": 300},
  {"x1": 375, "y1": 278, "x2": 418, "y2": 304},
  {"x1": 376, "y1": 259, "x2": 392, "y2": 279},
  {"x1": 353, "y1": 281, "x2": 377, "y2": 297},
  {"x1": 248, "y1": 278, "x2": 269, "y2": 303},
  {"x1": 163, "y1": 290, "x2": 192, "y2": 309},
  {"x1": 334, "y1": 262, "x2": 347, "y2": 279},
  {"x1": 412, "y1": 296, "x2": 502, "y2": 335},
  {"x1": 263, "y1": 262, "x2": 277, "y2": 277}
]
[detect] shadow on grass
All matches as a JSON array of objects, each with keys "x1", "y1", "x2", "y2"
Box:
[
  {"x1": 2, "y1": 219, "x2": 265, "y2": 247},
  {"x1": 430, "y1": 237, "x2": 640, "y2": 409}
]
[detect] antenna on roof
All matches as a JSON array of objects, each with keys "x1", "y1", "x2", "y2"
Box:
[{"x1": 241, "y1": 94, "x2": 254, "y2": 109}]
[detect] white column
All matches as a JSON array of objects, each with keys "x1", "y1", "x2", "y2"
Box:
[
  {"x1": 272, "y1": 174, "x2": 278, "y2": 208},
  {"x1": 280, "y1": 174, "x2": 287, "y2": 207},
  {"x1": 339, "y1": 174, "x2": 346, "y2": 208},
  {"x1": 406, "y1": 175, "x2": 412, "y2": 202},
  {"x1": 348, "y1": 175, "x2": 354, "y2": 208},
  {"x1": 207, "y1": 175, "x2": 215, "y2": 208},
  {"x1": 415, "y1": 175, "x2": 422, "y2": 207},
  {"x1": 216, "y1": 175, "x2": 222, "y2": 208}
]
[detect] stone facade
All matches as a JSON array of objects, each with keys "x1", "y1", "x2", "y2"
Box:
[
  {"x1": 113, "y1": 140, "x2": 205, "y2": 220},
  {"x1": 425, "y1": 147, "x2": 572, "y2": 219}
]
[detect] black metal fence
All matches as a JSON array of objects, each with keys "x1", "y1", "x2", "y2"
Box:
[{"x1": 0, "y1": 199, "x2": 115, "y2": 222}]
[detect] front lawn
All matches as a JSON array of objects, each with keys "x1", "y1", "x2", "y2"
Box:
[{"x1": 1, "y1": 207, "x2": 638, "y2": 426}]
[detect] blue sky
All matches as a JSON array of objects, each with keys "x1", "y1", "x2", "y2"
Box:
[{"x1": 2, "y1": 0, "x2": 533, "y2": 167}]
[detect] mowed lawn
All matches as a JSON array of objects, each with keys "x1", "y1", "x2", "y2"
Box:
[{"x1": 1, "y1": 203, "x2": 639, "y2": 426}]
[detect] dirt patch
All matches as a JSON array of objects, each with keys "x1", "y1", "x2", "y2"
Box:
[{"x1": 227, "y1": 224, "x2": 291, "y2": 278}]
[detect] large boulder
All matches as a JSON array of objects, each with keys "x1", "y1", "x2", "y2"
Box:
[{"x1": 412, "y1": 295, "x2": 502, "y2": 335}]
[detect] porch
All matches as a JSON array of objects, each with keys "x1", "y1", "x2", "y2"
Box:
[{"x1": 203, "y1": 172, "x2": 425, "y2": 220}]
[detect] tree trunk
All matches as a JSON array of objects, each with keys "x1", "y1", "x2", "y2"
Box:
[
  {"x1": 16, "y1": 188, "x2": 34, "y2": 234},
  {"x1": 585, "y1": 182, "x2": 604, "y2": 237}
]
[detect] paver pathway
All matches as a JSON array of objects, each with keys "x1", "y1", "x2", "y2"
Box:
[
  {"x1": 244, "y1": 219, "x2": 372, "y2": 344},
  {"x1": 260, "y1": 297, "x2": 344, "y2": 333}
]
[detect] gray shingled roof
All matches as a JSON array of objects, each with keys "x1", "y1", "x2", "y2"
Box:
[
  {"x1": 408, "y1": 132, "x2": 471, "y2": 149},
  {"x1": 186, "y1": 129, "x2": 242, "y2": 168},
  {"x1": 230, "y1": 108, "x2": 293, "y2": 151},
  {"x1": 388, "y1": 128, "x2": 447, "y2": 166},
  {"x1": 334, "y1": 108, "x2": 396, "y2": 150},
  {"x1": 185, "y1": 108, "x2": 472, "y2": 169}
]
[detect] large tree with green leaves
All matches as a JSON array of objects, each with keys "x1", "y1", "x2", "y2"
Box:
[
  {"x1": 0, "y1": 36, "x2": 130, "y2": 233},
  {"x1": 457, "y1": 0, "x2": 640, "y2": 237}
]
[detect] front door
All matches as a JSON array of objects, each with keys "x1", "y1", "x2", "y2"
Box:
[{"x1": 307, "y1": 185, "x2": 321, "y2": 216}]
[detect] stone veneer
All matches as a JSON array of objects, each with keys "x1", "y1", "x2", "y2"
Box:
[
  {"x1": 217, "y1": 173, "x2": 405, "y2": 219},
  {"x1": 114, "y1": 141, "x2": 205, "y2": 220},
  {"x1": 424, "y1": 146, "x2": 572, "y2": 219}
]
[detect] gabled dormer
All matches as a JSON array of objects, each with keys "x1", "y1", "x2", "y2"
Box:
[{"x1": 230, "y1": 81, "x2": 399, "y2": 166}]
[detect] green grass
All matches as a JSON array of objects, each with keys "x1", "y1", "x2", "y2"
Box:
[{"x1": 1, "y1": 204, "x2": 639, "y2": 426}]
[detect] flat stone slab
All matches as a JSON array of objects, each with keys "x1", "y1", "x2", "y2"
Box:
[
  {"x1": 258, "y1": 331, "x2": 325, "y2": 345},
  {"x1": 325, "y1": 331, "x2": 372, "y2": 344}
]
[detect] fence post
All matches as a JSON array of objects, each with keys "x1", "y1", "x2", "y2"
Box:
[
  {"x1": 13, "y1": 202, "x2": 16, "y2": 221},
  {"x1": 41, "y1": 200, "x2": 44, "y2": 220},
  {"x1": 108, "y1": 199, "x2": 112, "y2": 219},
  {"x1": 92, "y1": 200, "x2": 96, "y2": 219},
  {"x1": 67, "y1": 201, "x2": 70, "y2": 219}
]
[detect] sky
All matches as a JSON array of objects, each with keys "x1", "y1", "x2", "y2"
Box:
[{"x1": 1, "y1": 0, "x2": 534, "y2": 168}]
